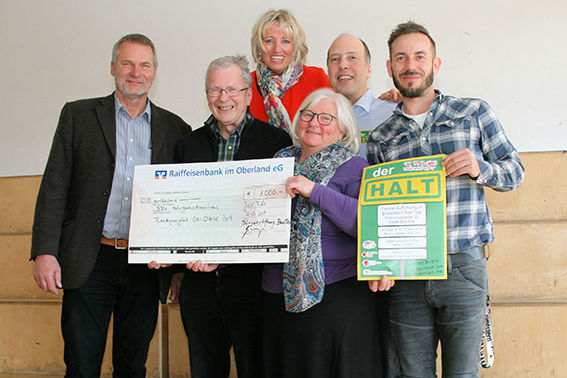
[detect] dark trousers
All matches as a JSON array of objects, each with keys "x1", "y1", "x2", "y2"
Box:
[
  {"x1": 61, "y1": 244, "x2": 159, "y2": 378},
  {"x1": 178, "y1": 264, "x2": 262, "y2": 378},
  {"x1": 261, "y1": 277, "x2": 381, "y2": 378}
]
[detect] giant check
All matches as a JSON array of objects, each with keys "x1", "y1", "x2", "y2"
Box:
[{"x1": 128, "y1": 158, "x2": 294, "y2": 264}]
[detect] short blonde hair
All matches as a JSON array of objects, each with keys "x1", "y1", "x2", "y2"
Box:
[
  {"x1": 290, "y1": 88, "x2": 360, "y2": 153},
  {"x1": 251, "y1": 9, "x2": 308, "y2": 66}
]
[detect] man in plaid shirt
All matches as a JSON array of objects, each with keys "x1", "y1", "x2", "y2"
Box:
[{"x1": 367, "y1": 22, "x2": 524, "y2": 377}]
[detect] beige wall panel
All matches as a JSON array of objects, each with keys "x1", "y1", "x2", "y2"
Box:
[
  {"x1": 0, "y1": 234, "x2": 48, "y2": 299},
  {"x1": 478, "y1": 305, "x2": 567, "y2": 377},
  {"x1": 1, "y1": 152, "x2": 564, "y2": 376},
  {"x1": 485, "y1": 151, "x2": 567, "y2": 222},
  {"x1": 144, "y1": 332, "x2": 160, "y2": 378},
  {"x1": 0, "y1": 304, "x2": 64, "y2": 373},
  {"x1": 487, "y1": 222, "x2": 567, "y2": 302},
  {"x1": 167, "y1": 305, "x2": 190, "y2": 376},
  {"x1": 0, "y1": 176, "x2": 41, "y2": 234},
  {"x1": 0, "y1": 232, "x2": 163, "y2": 376},
  {"x1": 4, "y1": 304, "x2": 564, "y2": 377},
  {"x1": 0, "y1": 303, "x2": 160, "y2": 376},
  {"x1": 1, "y1": 152, "x2": 562, "y2": 237},
  {"x1": 2, "y1": 152, "x2": 564, "y2": 233}
]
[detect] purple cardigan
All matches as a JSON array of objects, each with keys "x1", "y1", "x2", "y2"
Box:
[{"x1": 262, "y1": 156, "x2": 369, "y2": 293}]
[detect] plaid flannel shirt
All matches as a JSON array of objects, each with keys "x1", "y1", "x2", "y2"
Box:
[
  {"x1": 206, "y1": 111, "x2": 253, "y2": 162},
  {"x1": 367, "y1": 91, "x2": 524, "y2": 253}
]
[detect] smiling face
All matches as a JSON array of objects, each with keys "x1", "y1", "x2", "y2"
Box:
[
  {"x1": 111, "y1": 41, "x2": 156, "y2": 101},
  {"x1": 327, "y1": 34, "x2": 371, "y2": 104},
  {"x1": 387, "y1": 32, "x2": 440, "y2": 98},
  {"x1": 206, "y1": 64, "x2": 252, "y2": 136},
  {"x1": 260, "y1": 22, "x2": 294, "y2": 74},
  {"x1": 297, "y1": 97, "x2": 345, "y2": 156}
]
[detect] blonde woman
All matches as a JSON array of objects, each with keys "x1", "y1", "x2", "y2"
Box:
[{"x1": 249, "y1": 9, "x2": 331, "y2": 134}]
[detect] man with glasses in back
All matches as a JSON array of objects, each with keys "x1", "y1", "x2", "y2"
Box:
[{"x1": 161, "y1": 55, "x2": 291, "y2": 378}]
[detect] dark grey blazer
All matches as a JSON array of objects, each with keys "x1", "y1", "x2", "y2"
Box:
[{"x1": 31, "y1": 93, "x2": 191, "y2": 294}]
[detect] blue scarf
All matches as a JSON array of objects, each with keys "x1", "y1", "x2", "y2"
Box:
[{"x1": 276, "y1": 143, "x2": 354, "y2": 312}]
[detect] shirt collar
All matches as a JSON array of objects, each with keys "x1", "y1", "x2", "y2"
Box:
[
  {"x1": 207, "y1": 110, "x2": 252, "y2": 139},
  {"x1": 353, "y1": 89, "x2": 374, "y2": 114},
  {"x1": 393, "y1": 89, "x2": 443, "y2": 117},
  {"x1": 114, "y1": 92, "x2": 151, "y2": 120}
]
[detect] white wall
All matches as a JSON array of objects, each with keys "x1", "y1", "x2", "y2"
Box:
[{"x1": 1, "y1": 0, "x2": 565, "y2": 177}]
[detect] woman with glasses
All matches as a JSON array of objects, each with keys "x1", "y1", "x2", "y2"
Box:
[
  {"x1": 262, "y1": 88, "x2": 394, "y2": 378},
  {"x1": 249, "y1": 9, "x2": 331, "y2": 134}
]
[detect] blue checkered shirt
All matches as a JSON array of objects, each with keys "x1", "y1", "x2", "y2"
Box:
[{"x1": 367, "y1": 91, "x2": 524, "y2": 253}]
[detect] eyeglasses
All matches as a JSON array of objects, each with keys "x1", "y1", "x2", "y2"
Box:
[
  {"x1": 206, "y1": 87, "x2": 249, "y2": 98},
  {"x1": 299, "y1": 110, "x2": 337, "y2": 126}
]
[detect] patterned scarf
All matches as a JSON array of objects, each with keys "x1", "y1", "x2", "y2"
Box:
[
  {"x1": 275, "y1": 143, "x2": 355, "y2": 313},
  {"x1": 256, "y1": 62, "x2": 303, "y2": 134}
]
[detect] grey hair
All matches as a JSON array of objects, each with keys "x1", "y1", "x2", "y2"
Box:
[
  {"x1": 111, "y1": 33, "x2": 158, "y2": 67},
  {"x1": 290, "y1": 88, "x2": 360, "y2": 153},
  {"x1": 205, "y1": 55, "x2": 252, "y2": 90}
]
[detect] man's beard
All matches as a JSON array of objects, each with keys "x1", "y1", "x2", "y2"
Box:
[
  {"x1": 115, "y1": 79, "x2": 150, "y2": 99},
  {"x1": 393, "y1": 69, "x2": 434, "y2": 98}
]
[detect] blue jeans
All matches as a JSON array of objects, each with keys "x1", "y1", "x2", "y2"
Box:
[
  {"x1": 376, "y1": 291, "x2": 400, "y2": 378},
  {"x1": 389, "y1": 257, "x2": 487, "y2": 378}
]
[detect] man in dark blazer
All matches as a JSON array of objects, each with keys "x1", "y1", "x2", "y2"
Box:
[
  {"x1": 31, "y1": 33, "x2": 190, "y2": 377},
  {"x1": 154, "y1": 55, "x2": 291, "y2": 378}
]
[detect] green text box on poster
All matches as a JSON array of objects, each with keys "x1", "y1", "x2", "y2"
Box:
[{"x1": 358, "y1": 155, "x2": 447, "y2": 280}]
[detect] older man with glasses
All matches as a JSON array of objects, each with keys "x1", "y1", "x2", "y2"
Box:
[{"x1": 159, "y1": 55, "x2": 291, "y2": 378}]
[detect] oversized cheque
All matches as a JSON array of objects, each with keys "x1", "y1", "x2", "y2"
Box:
[{"x1": 128, "y1": 157, "x2": 294, "y2": 264}]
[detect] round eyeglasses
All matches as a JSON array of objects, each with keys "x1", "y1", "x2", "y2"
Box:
[
  {"x1": 299, "y1": 110, "x2": 337, "y2": 126},
  {"x1": 206, "y1": 87, "x2": 249, "y2": 98}
]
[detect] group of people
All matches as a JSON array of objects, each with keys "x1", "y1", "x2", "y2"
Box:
[{"x1": 31, "y1": 8, "x2": 524, "y2": 378}]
